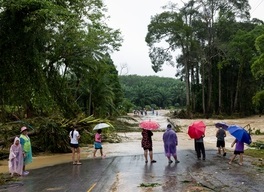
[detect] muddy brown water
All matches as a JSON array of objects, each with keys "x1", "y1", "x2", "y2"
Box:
[{"x1": 0, "y1": 110, "x2": 263, "y2": 174}]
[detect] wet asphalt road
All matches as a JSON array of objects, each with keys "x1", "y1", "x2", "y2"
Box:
[{"x1": 2, "y1": 148, "x2": 264, "y2": 192}]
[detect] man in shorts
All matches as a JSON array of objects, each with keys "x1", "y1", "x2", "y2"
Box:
[{"x1": 216, "y1": 127, "x2": 226, "y2": 156}]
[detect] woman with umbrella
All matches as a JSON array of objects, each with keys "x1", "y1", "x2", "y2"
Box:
[
  {"x1": 141, "y1": 128, "x2": 156, "y2": 163},
  {"x1": 140, "y1": 120, "x2": 159, "y2": 163}
]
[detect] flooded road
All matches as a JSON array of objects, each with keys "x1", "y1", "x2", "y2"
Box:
[
  {"x1": 1, "y1": 111, "x2": 264, "y2": 191},
  {"x1": 2, "y1": 148, "x2": 263, "y2": 192}
]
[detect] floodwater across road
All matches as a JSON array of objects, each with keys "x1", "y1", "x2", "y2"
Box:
[
  {"x1": 1, "y1": 111, "x2": 264, "y2": 191},
  {"x1": 2, "y1": 147, "x2": 264, "y2": 192}
]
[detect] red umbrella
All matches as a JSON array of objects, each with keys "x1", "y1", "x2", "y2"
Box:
[
  {"x1": 188, "y1": 121, "x2": 206, "y2": 139},
  {"x1": 139, "y1": 119, "x2": 160, "y2": 130}
]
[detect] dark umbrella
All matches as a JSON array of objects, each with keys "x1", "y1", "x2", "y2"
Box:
[
  {"x1": 227, "y1": 125, "x2": 252, "y2": 144},
  {"x1": 188, "y1": 121, "x2": 206, "y2": 139},
  {"x1": 215, "y1": 122, "x2": 229, "y2": 130}
]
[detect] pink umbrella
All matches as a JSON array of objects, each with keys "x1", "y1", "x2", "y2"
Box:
[{"x1": 139, "y1": 119, "x2": 160, "y2": 130}]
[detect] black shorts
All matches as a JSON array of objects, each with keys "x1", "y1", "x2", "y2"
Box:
[
  {"x1": 234, "y1": 150, "x2": 244, "y2": 154},
  {"x1": 217, "y1": 140, "x2": 225, "y2": 148},
  {"x1": 70, "y1": 143, "x2": 79, "y2": 148},
  {"x1": 143, "y1": 148, "x2": 153, "y2": 151}
]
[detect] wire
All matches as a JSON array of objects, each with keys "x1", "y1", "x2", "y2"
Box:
[{"x1": 251, "y1": 0, "x2": 264, "y2": 14}]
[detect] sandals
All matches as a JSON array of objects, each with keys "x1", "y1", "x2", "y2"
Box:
[
  {"x1": 145, "y1": 160, "x2": 157, "y2": 163},
  {"x1": 73, "y1": 162, "x2": 82, "y2": 165}
]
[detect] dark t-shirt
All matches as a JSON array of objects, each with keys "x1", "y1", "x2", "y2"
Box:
[{"x1": 216, "y1": 129, "x2": 226, "y2": 141}]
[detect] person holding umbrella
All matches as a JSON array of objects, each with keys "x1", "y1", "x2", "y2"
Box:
[
  {"x1": 139, "y1": 119, "x2": 159, "y2": 163},
  {"x1": 195, "y1": 135, "x2": 206, "y2": 160},
  {"x1": 141, "y1": 129, "x2": 156, "y2": 163},
  {"x1": 188, "y1": 121, "x2": 206, "y2": 160},
  {"x1": 228, "y1": 139, "x2": 244, "y2": 165},
  {"x1": 227, "y1": 125, "x2": 252, "y2": 166},
  {"x1": 93, "y1": 129, "x2": 105, "y2": 158}
]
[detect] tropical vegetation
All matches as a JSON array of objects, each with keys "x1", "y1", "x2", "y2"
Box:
[
  {"x1": 0, "y1": 0, "x2": 123, "y2": 153},
  {"x1": 146, "y1": 0, "x2": 264, "y2": 117},
  {"x1": 0, "y1": 0, "x2": 264, "y2": 154}
]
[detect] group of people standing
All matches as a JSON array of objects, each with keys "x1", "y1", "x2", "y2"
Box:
[
  {"x1": 8, "y1": 126, "x2": 32, "y2": 176},
  {"x1": 8, "y1": 122, "x2": 246, "y2": 176},
  {"x1": 8, "y1": 126, "x2": 105, "y2": 176},
  {"x1": 141, "y1": 124, "x2": 246, "y2": 166},
  {"x1": 69, "y1": 127, "x2": 105, "y2": 166}
]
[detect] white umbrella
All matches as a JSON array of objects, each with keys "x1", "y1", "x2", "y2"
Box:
[{"x1": 93, "y1": 123, "x2": 111, "y2": 130}]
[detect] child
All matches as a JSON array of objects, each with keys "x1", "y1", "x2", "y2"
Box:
[
  {"x1": 93, "y1": 129, "x2": 105, "y2": 158},
  {"x1": 8, "y1": 137, "x2": 23, "y2": 176},
  {"x1": 229, "y1": 139, "x2": 244, "y2": 165},
  {"x1": 195, "y1": 135, "x2": 206, "y2": 160}
]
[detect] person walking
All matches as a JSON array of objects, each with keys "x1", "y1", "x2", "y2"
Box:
[
  {"x1": 195, "y1": 135, "x2": 206, "y2": 160},
  {"x1": 93, "y1": 129, "x2": 105, "y2": 158},
  {"x1": 216, "y1": 127, "x2": 226, "y2": 156},
  {"x1": 19, "y1": 126, "x2": 33, "y2": 175},
  {"x1": 69, "y1": 127, "x2": 82, "y2": 165},
  {"x1": 163, "y1": 124, "x2": 180, "y2": 163},
  {"x1": 141, "y1": 129, "x2": 156, "y2": 163},
  {"x1": 8, "y1": 137, "x2": 23, "y2": 176},
  {"x1": 228, "y1": 139, "x2": 244, "y2": 165}
]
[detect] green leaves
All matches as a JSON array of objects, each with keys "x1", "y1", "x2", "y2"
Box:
[{"x1": 0, "y1": 0, "x2": 123, "y2": 119}]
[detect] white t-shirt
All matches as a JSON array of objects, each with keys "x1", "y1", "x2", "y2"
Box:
[{"x1": 69, "y1": 130, "x2": 80, "y2": 144}]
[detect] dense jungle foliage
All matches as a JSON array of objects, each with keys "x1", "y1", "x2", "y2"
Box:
[
  {"x1": 0, "y1": 0, "x2": 263, "y2": 154},
  {"x1": 119, "y1": 75, "x2": 186, "y2": 110},
  {"x1": 146, "y1": 0, "x2": 264, "y2": 117}
]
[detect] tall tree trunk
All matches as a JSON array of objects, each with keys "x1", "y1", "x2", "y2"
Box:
[
  {"x1": 88, "y1": 84, "x2": 92, "y2": 116},
  {"x1": 234, "y1": 62, "x2": 244, "y2": 112},
  {"x1": 202, "y1": 61, "x2": 206, "y2": 114},
  {"x1": 218, "y1": 68, "x2": 222, "y2": 114},
  {"x1": 184, "y1": 53, "x2": 190, "y2": 111}
]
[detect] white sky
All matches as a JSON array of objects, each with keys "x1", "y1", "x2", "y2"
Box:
[{"x1": 104, "y1": 0, "x2": 264, "y2": 78}]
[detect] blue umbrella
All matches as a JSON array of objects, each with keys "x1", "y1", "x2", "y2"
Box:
[
  {"x1": 227, "y1": 125, "x2": 252, "y2": 144},
  {"x1": 215, "y1": 122, "x2": 229, "y2": 130}
]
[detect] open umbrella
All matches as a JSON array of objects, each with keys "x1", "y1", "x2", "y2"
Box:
[
  {"x1": 93, "y1": 123, "x2": 111, "y2": 130},
  {"x1": 215, "y1": 122, "x2": 229, "y2": 130},
  {"x1": 227, "y1": 125, "x2": 251, "y2": 144},
  {"x1": 188, "y1": 121, "x2": 206, "y2": 139},
  {"x1": 139, "y1": 119, "x2": 160, "y2": 130}
]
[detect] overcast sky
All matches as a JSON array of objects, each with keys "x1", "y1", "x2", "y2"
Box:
[{"x1": 104, "y1": 0, "x2": 264, "y2": 78}]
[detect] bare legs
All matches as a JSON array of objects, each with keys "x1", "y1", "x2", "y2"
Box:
[
  {"x1": 218, "y1": 147, "x2": 226, "y2": 156},
  {"x1": 229, "y1": 153, "x2": 243, "y2": 165},
  {"x1": 93, "y1": 148, "x2": 104, "y2": 158},
  {"x1": 144, "y1": 149, "x2": 148, "y2": 162},
  {"x1": 72, "y1": 147, "x2": 81, "y2": 164},
  {"x1": 144, "y1": 150, "x2": 156, "y2": 163}
]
